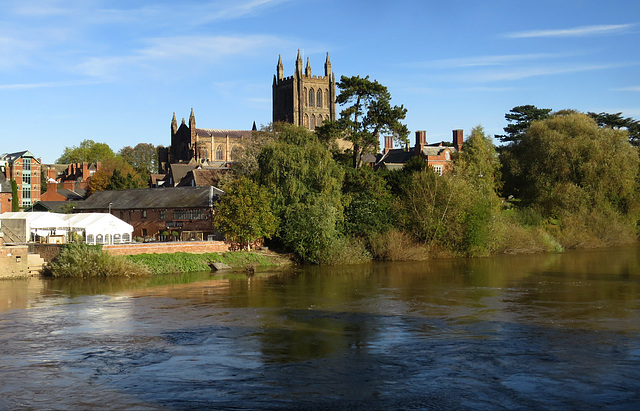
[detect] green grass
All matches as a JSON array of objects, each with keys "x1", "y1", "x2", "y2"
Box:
[{"x1": 125, "y1": 251, "x2": 280, "y2": 275}]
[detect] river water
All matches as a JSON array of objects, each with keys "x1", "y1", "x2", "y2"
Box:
[{"x1": 1, "y1": 247, "x2": 639, "y2": 410}]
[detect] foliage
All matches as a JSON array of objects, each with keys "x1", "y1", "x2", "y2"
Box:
[
  {"x1": 86, "y1": 156, "x2": 146, "y2": 195},
  {"x1": 10, "y1": 179, "x2": 19, "y2": 211},
  {"x1": 506, "y1": 112, "x2": 639, "y2": 216},
  {"x1": 588, "y1": 111, "x2": 640, "y2": 146},
  {"x1": 496, "y1": 105, "x2": 552, "y2": 144},
  {"x1": 341, "y1": 166, "x2": 394, "y2": 237},
  {"x1": 56, "y1": 139, "x2": 115, "y2": 164},
  {"x1": 49, "y1": 243, "x2": 150, "y2": 278},
  {"x1": 229, "y1": 124, "x2": 275, "y2": 180},
  {"x1": 333, "y1": 75, "x2": 409, "y2": 168},
  {"x1": 368, "y1": 229, "x2": 428, "y2": 261},
  {"x1": 213, "y1": 177, "x2": 279, "y2": 251},
  {"x1": 380, "y1": 155, "x2": 429, "y2": 196},
  {"x1": 118, "y1": 143, "x2": 158, "y2": 180},
  {"x1": 279, "y1": 196, "x2": 342, "y2": 264}
]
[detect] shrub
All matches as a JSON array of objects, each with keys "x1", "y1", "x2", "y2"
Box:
[
  {"x1": 48, "y1": 243, "x2": 150, "y2": 278},
  {"x1": 368, "y1": 229, "x2": 428, "y2": 261}
]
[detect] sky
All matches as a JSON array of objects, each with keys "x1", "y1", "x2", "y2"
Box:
[{"x1": 1, "y1": 0, "x2": 639, "y2": 164}]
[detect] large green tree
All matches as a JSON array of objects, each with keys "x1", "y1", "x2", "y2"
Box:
[
  {"x1": 496, "y1": 105, "x2": 552, "y2": 144},
  {"x1": 213, "y1": 177, "x2": 278, "y2": 251},
  {"x1": 56, "y1": 140, "x2": 115, "y2": 164},
  {"x1": 257, "y1": 123, "x2": 344, "y2": 262},
  {"x1": 588, "y1": 111, "x2": 640, "y2": 146},
  {"x1": 332, "y1": 75, "x2": 409, "y2": 168},
  {"x1": 118, "y1": 143, "x2": 158, "y2": 177}
]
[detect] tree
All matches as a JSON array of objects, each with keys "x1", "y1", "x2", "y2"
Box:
[
  {"x1": 333, "y1": 75, "x2": 409, "y2": 168},
  {"x1": 85, "y1": 157, "x2": 146, "y2": 196},
  {"x1": 455, "y1": 125, "x2": 501, "y2": 194},
  {"x1": 56, "y1": 140, "x2": 115, "y2": 164},
  {"x1": 588, "y1": 111, "x2": 640, "y2": 146},
  {"x1": 118, "y1": 143, "x2": 158, "y2": 178},
  {"x1": 496, "y1": 105, "x2": 552, "y2": 144},
  {"x1": 257, "y1": 123, "x2": 344, "y2": 262},
  {"x1": 213, "y1": 177, "x2": 278, "y2": 251},
  {"x1": 341, "y1": 166, "x2": 394, "y2": 237},
  {"x1": 229, "y1": 124, "x2": 275, "y2": 180},
  {"x1": 507, "y1": 112, "x2": 639, "y2": 216}
]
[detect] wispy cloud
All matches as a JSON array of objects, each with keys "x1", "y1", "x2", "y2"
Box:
[
  {"x1": 467, "y1": 63, "x2": 622, "y2": 82},
  {"x1": 506, "y1": 23, "x2": 636, "y2": 38},
  {"x1": 0, "y1": 79, "x2": 102, "y2": 90},
  {"x1": 406, "y1": 52, "x2": 577, "y2": 69},
  {"x1": 613, "y1": 86, "x2": 640, "y2": 92}
]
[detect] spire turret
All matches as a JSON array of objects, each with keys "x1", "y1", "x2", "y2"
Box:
[
  {"x1": 324, "y1": 52, "x2": 332, "y2": 77},
  {"x1": 171, "y1": 112, "x2": 177, "y2": 135},
  {"x1": 277, "y1": 54, "x2": 283, "y2": 81},
  {"x1": 295, "y1": 49, "x2": 303, "y2": 77},
  {"x1": 305, "y1": 57, "x2": 312, "y2": 77}
]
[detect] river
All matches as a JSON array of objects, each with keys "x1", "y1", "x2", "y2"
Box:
[{"x1": 1, "y1": 246, "x2": 639, "y2": 409}]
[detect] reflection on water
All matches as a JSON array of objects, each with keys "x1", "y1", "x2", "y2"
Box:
[{"x1": 0, "y1": 247, "x2": 639, "y2": 409}]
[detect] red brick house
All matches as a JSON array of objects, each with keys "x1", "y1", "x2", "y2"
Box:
[
  {"x1": 375, "y1": 129, "x2": 464, "y2": 174},
  {"x1": 0, "y1": 151, "x2": 41, "y2": 209},
  {"x1": 73, "y1": 186, "x2": 224, "y2": 241}
]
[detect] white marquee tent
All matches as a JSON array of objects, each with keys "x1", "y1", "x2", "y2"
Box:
[{"x1": 0, "y1": 212, "x2": 133, "y2": 245}]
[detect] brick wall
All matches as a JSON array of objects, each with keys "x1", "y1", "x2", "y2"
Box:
[{"x1": 103, "y1": 241, "x2": 230, "y2": 256}]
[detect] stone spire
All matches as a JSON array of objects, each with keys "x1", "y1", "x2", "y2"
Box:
[
  {"x1": 171, "y1": 112, "x2": 177, "y2": 135},
  {"x1": 295, "y1": 49, "x2": 303, "y2": 77},
  {"x1": 277, "y1": 54, "x2": 283, "y2": 81},
  {"x1": 305, "y1": 57, "x2": 312, "y2": 77},
  {"x1": 324, "y1": 52, "x2": 332, "y2": 77}
]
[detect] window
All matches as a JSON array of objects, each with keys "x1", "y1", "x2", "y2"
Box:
[
  {"x1": 122, "y1": 233, "x2": 131, "y2": 243},
  {"x1": 113, "y1": 234, "x2": 121, "y2": 244},
  {"x1": 142, "y1": 210, "x2": 147, "y2": 219},
  {"x1": 160, "y1": 210, "x2": 166, "y2": 220},
  {"x1": 433, "y1": 165, "x2": 443, "y2": 176},
  {"x1": 309, "y1": 89, "x2": 315, "y2": 107},
  {"x1": 317, "y1": 89, "x2": 322, "y2": 107},
  {"x1": 23, "y1": 173, "x2": 31, "y2": 184},
  {"x1": 23, "y1": 160, "x2": 31, "y2": 171},
  {"x1": 304, "y1": 114, "x2": 309, "y2": 128},
  {"x1": 87, "y1": 234, "x2": 94, "y2": 244},
  {"x1": 22, "y1": 187, "x2": 31, "y2": 199},
  {"x1": 174, "y1": 209, "x2": 203, "y2": 220},
  {"x1": 445, "y1": 151, "x2": 450, "y2": 161},
  {"x1": 304, "y1": 87, "x2": 308, "y2": 106},
  {"x1": 216, "y1": 145, "x2": 223, "y2": 160},
  {"x1": 96, "y1": 234, "x2": 104, "y2": 244},
  {"x1": 311, "y1": 115, "x2": 316, "y2": 131}
]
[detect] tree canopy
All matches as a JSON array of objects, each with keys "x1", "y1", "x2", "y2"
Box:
[
  {"x1": 56, "y1": 140, "x2": 115, "y2": 164},
  {"x1": 85, "y1": 157, "x2": 146, "y2": 196},
  {"x1": 333, "y1": 75, "x2": 409, "y2": 168},
  {"x1": 588, "y1": 111, "x2": 640, "y2": 146},
  {"x1": 496, "y1": 105, "x2": 552, "y2": 144},
  {"x1": 213, "y1": 177, "x2": 278, "y2": 251},
  {"x1": 118, "y1": 143, "x2": 158, "y2": 177}
]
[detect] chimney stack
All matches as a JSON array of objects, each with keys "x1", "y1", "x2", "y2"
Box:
[
  {"x1": 62, "y1": 180, "x2": 75, "y2": 191},
  {"x1": 453, "y1": 129, "x2": 464, "y2": 151},
  {"x1": 415, "y1": 130, "x2": 427, "y2": 154},
  {"x1": 384, "y1": 136, "x2": 394, "y2": 153}
]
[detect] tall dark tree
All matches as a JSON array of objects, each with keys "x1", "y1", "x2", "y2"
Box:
[
  {"x1": 496, "y1": 105, "x2": 552, "y2": 144},
  {"x1": 334, "y1": 75, "x2": 409, "y2": 168},
  {"x1": 588, "y1": 111, "x2": 640, "y2": 146}
]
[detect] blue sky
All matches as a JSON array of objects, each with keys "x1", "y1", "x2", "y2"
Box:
[{"x1": 1, "y1": 0, "x2": 638, "y2": 163}]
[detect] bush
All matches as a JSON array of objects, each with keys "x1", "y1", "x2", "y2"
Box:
[
  {"x1": 317, "y1": 236, "x2": 372, "y2": 265},
  {"x1": 368, "y1": 229, "x2": 428, "y2": 261},
  {"x1": 48, "y1": 243, "x2": 150, "y2": 278}
]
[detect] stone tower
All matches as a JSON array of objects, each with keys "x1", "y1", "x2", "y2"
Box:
[{"x1": 272, "y1": 50, "x2": 336, "y2": 130}]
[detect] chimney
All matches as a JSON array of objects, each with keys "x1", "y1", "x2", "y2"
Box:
[
  {"x1": 62, "y1": 180, "x2": 75, "y2": 191},
  {"x1": 415, "y1": 130, "x2": 427, "y2": 154},
  {"x1": 383, "y1": 136, "x2": 393, "y2": 154},
  {"x1": 46, "y1": 181, "x2": 58, "y2": 194},
  {"x1": 453, "y1": 129, "x2": 464, "y2": 151},
  {"x1": 82, "y1": 162, "x2": 89, "y2": 181}
]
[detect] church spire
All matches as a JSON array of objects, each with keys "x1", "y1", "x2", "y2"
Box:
[
  {"x1": 324, "y1": 52, "x2": 332, "y2": 77},
  {"x1": 189, "y1": 108, "x2": 196, "y2": 129},
  {"x1": 171, "y1": 112, "x2": 177, "y2": 135},
  {"x1": 277, "y1": 54, "x2": 283, "y2": 81},
  {"x1": 305, "y1": 57, "x2": 312, "y2": 77},
  {"x1": 295, "y1": 49, "x2": 303, "y2": 77}
]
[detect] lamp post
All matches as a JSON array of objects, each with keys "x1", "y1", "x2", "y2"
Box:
[{"x1": 108, "y1": 202, "x2": 112, "y2": 214}]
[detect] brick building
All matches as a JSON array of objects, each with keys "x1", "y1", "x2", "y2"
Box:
[
  {"x1": 42, "y1": 162, "x2": 100, "y2": 190},
  {"x1": 375, "y1": 129, "x2": 464, "y2": 174},
  {"x1": 0, "y1": 151, "x2": 41, "y2": 209},
  {"x1": 272, "y1": 51, "x2": 337, "y2": 130},
  {"x1": 73, "y1": 186, "x2": 224, "y2": 241}
]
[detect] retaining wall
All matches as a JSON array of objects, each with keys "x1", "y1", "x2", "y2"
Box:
[{"x1": 103, "y1": 241, "x2": 231, "y2": 256}]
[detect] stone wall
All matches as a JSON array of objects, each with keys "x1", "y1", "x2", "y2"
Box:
[{"x1": 0, "y1": 244, "x2": 30, "y2": 279}]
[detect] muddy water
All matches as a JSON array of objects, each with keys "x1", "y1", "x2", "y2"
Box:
[{"x1": 1, "y1": 247, "x2": 639, "y2": 409}]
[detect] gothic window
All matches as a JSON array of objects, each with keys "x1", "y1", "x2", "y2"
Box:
[
  {"x1": 216, "y1": 145, "x2": 223, "y2": 160},
  {"x1": 304, "y1": 88, "x2": 308, "y2": 106},
  {"x1": 317, "y1": 89, "x2": 322, "y2": 107},
  {"x1": 311, "y1": 115, "x2": 316, "y2": 130},
  {"x1": 304, "y1": 114, "x2": 309, "y2": 128},
  {"x1": 318, "y1": 115, "x2": 323, "y2": 126},
  {"x1": 309, "y1": 88, "x2": 315, "y2": 107}
]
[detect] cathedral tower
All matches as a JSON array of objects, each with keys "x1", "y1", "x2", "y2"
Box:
[{"x1": 272, "y1": 51, "x2": 336, "y2": 130}]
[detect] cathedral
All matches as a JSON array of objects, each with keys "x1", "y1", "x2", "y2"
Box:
[
  {"x1": 272, "y1": 51, "x2": 337, "y2": 130},
  {"x1": 162, "y1": 51, "x2": 336, "y2": 172}
]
